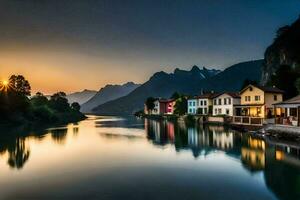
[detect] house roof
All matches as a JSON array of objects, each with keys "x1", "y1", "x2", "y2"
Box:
[
  {"x1": 188, "y1": 93, "x2": 219, "y2": 100},
  {"x1": 274, "y1": 95, "x2": 300, "y2": 105},
  {"x1": 240, "y1": 84, "x2": 284, "y2": 94},
  {"x1": 212, "y1": 92, "x2": 240, "y2": 99},
  {"x1": 159, "y1": 98, "x2": 175, "y2": 103}
]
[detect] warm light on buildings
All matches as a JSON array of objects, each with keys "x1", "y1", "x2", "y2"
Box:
[{"x1": 275, "y1": 150, "x2": 285, "y2": 161}]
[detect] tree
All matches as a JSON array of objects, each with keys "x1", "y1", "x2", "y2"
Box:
[
  {"x1": 174, "y1": 96, "x2": 187, "y2": 115},
  {"x1": 71, "y1": 102, "x2": 81, "y2": 111},
  {"x1": 295, "y1": 78, "x2": 300, "y2": 95},
  {"x1": 9, "y1": 75, "x2": 31, "y2": 96},
  {"x1": 241, "y1": 79, "x2": 258, "y2": 90},
  {"x1": 0, "y1": 75, "x2": 31, "y2": 119},
  {"x1": 269, "y1": 65, "x2": 300, "y2": 99},
  {"x1": 276, "y1": 25, "x2": 290, "y2": 38},
  {"x1": 145, "y1": 97, "x2": 156, "y2": 111},
  {"x1": 170, "y1": 92, "x2": 180, "y2": 100},
  {"x1": 49, "y1": 92, "x2": 69, "y2": 112},
  {"x1": 31, "y1": 92, "x2": 49, "y2": 107}
]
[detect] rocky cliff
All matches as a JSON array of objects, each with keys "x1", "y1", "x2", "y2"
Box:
[{"x1": 262, "y1": 16, "x2": 300, "y2": 85}]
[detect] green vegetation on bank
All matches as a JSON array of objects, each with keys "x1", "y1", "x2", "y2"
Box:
[{"x1": 0, "y1": 75, "x2": 86, "y2": 126}]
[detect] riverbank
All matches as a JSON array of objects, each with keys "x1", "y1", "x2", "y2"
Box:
[{"x1": 0, "y1": 111, "x2": 86, "y2": 137}]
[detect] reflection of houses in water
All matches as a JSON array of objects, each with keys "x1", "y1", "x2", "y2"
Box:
[
  {"x1": 146, "y1": 118, "x2": 241, "y2": 158},
  {"x1": 241, "y1": 136, "x2": 266, "y2": 172},
  {"x1": 188, "y1": 126, "x2": 234, "y2": 150},
  {"x1": 274, "y1": 144, "x2": 300, "y2": 167},
  {"x1": 213, "y1": 132, "x2": 233, "y2": 149},
  {"x1": 145, "y1": 118, "x2": 300, "y2": 199},
  {"x1": 167, "y1": 122, "x2": 175, "y2": 142},
  {"x1": 187, "y1": 127, "x2": 212, "y2": 157},
  {"x1": 263, "y1": 143, "x2": 300, "y2": 200},
  {"x1": 145, "y1": 119, "x2": 175, "y2": 146},
  {"x1": 187, "y1": 125, "x2": 238, "y2": 158}
]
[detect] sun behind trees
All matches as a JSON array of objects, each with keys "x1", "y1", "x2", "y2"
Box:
[{"x1": 0, "y1": 75, "x2": 86, "y2": 125}]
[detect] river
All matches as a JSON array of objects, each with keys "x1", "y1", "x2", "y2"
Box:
[{"x1": 0, "y1": 115, "x2": 299, "y2": 200}]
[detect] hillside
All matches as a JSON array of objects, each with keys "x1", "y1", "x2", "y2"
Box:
[
  {"x1": 262, "y1": 16, "x2": 300, "y2": 85},
  {"x1": 80, "y1": 82, "x2": 140, "y2": 113},
  {"x1": 92, "y1": 60, "x2": 262, "y2": 115},
  {"x1": 66, "y1": 89, "x2": 97, "y2": 105}
]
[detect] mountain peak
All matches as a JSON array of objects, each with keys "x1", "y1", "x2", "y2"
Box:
[
  {"x1": 123, "y1": 81, "x2": 136, "y2": 87},
  {"x1": 81, "y1": 82, "x2": 140, "y2": 113},
  {"x1": 191, "y1": 65, "x2": 200, "y2": 73}
]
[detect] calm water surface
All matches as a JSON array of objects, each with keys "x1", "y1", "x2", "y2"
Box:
[{"x1": 0, "y1": 115, "x2": 300, "y2": 200}]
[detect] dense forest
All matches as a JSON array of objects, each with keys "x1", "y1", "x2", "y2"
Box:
[{"x1": 0, "y1": 75, "x2": 86, "y2": 126}]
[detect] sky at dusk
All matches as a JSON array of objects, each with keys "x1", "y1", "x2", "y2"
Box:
[{"x1": 0, "y1": 0, "x2": 300, "y2": 94}]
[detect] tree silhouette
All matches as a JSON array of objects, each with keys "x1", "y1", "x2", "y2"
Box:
[
  {"x1": 49, "y1": 92, "x2": 70, "y2": 112},
  {"x1": 9, "y1": 75, "x2": 31, "y2": 96},
  {"x1": 174, "y1": 95, "x2": 188, "y2": 115},
  {"x1": 31, "y1": 92, "x2": 49, "y2": 107},
  {"x1": 7, "y1": 138, "x2": 30, "y2": 169},
  {"x1": 269, "y1": 65, "x2": 300, "y2": 99},
  {"x1": 71, "y1": 102, "x2": 81, "y2": 111},
  {"x1": 145, "y1": 97, "x2": 156, "y2": 111},
  {"x1": 171, "y1": 92, "x2": 180, "y2": 99}
]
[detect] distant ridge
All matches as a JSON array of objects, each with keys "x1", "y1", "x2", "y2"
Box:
[
  {"x1": 80, "y1": 82, "x2": 140, "y2": 113},
  {"x1": 66, "y1": 89, "x2": 97, "y2": 105}
]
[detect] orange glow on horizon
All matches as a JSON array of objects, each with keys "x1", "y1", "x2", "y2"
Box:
[
  {"x1": 2, "y1": 80, "x2": 8, "y2": 86},
  {"x1": 0, "y1": 79, "x2": 9, "y2": 92}
]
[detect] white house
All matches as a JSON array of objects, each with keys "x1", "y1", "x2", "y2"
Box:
[
  {"x1": 152, "y1": 99, "x2": 160, "y2": 115},
  {"x1": 212, "y1": 92, "x2": 240, "y2": 116},
  {"x1": 187, "y1": 93, "x2": 215, "y2": 115}
]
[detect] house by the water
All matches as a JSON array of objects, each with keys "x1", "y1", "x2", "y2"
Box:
[
  {"x1": 143, "y1": 84, "x2": 300, "y2": 130},
  {"x1": 212, "y1": 92, "x2": 240, "y2": 116},
  {"x1": 235, "y1": 85, "x2": 284, "y2": 118},
  {"x1": 187, "y1": 93, "x2": 216, "y2": 115},
  {"x1": 274, "y1": 95, "x2": 300, "y2": 127},
  {"x1": 145, "y1": 98, "x2": 176, "y2": 115},
  {"x1": 232, "y1": 85, "x2": 284, "y2": 126}
]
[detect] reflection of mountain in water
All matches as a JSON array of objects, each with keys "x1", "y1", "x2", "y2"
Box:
[{"x1": 145, "y1": 119, "x2": 300, "y2": 200}]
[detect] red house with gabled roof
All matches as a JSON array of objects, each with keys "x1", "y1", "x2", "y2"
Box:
[{"x1": 159, "y1": 99, "x2": 176, "y2": 114}]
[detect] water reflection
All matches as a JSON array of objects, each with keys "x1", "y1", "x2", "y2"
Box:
[
  {"x1": 241, "y1": 137, "x2": 266, "y2": 172},
  {"x1": 0, "y1": 124, "x2": 80, "y2": 169},
  {"x1": 145, "y1": 119, "x2": 242, "y2": 158},
  {"x1": 0, "y1": 117, "x2": 300, "y2": 200},
  {"x1": 49, "y1": 127, "x2": 68, "y2": 144},
  {"x1": 0, "y1": 137, "x2": 30, "y2": 169},
  {"x1": 145, "y1": 119, "x2": 300, "y2": 200}
]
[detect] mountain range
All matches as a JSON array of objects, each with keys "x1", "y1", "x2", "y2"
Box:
[
  {"x1": 66, "y1": 89, "x2": 97, "y2": 105},
  {"x1": 92, "y1": 60, "x2": 263, "y2": 115},
  {"x1": 80, "y1": 82, "x2": 140, "y2": 113}
]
